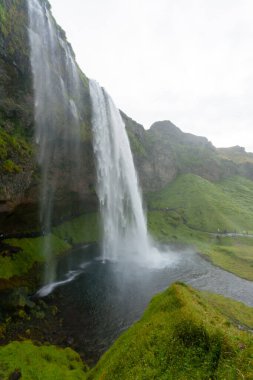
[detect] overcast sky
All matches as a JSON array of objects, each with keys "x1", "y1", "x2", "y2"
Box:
[{"x1": 50, "y1": 0, "x2": 253, "y2": 151}]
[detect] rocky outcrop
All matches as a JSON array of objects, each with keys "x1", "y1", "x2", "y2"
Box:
[{"x1": 125, "y1": 119, "x2": 253, "y2": 192}]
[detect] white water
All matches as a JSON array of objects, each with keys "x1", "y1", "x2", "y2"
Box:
[
  {"x1": 89, "y1": 80, "x2": 171, "y2": 267},
  {"x1": 27, "y1": 0, "x2": 82, "y2": 284}
]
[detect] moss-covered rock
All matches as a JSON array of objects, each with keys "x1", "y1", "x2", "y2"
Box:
[{"x1": 0, "y1": 341, "x2": 88, "y2": 379}]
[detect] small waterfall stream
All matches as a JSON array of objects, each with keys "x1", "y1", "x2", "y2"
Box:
[{"x1": 27, "y1": 0, "x2": 83, "y2": 284}]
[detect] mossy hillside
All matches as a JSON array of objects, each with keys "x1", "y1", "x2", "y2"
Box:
[
  {"x1": 148, "y1": 174, "x2": 253, "y2": 233},
  {"x1": 53, "y1": 213, "x2": 99, "y2": 244},
  {"x1": 0, "y1": 235, "x2": 70, "y2": 280},
  {"x1": 147, "y1": 174, "x2": 253, "y2": 280},
  {"x1": 89, "y1": 283, "x2": 253, "y2": 380},
  {"x1": 0, "y1": 213, "x2": 99, "y2": 282},
  {"x1": 201, "y1": 290, "x2": 253, "y2": 329},
  {"x1": 0, "y1": 127, "x2": 33, "y2": 172},
  {"x1": 0, "y1": 341, "x2": 88, "y2": 380}
]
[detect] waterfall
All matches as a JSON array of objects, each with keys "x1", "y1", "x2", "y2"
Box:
[
  {"x1": 89, "y1": 80, "x2": 151, "y2": 262},
  {"x1": 27, "y1": 0, "x2": 83, "y2": 284}
]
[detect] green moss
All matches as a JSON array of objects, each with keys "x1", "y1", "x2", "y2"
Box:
[
  {"x1": 89, "y1": 283, "x2": 253, "y2": 380},
  {"x1": 0, "y1": 0, "x2": 29, "y2": 58},
  {"x1": 201, "y1": 291, "x2": 253, "y2": 329},
  {"x1": 0, "y1": 213, "x2": 99, "y2": 281},
  {"x1": 0, "y1": 235, "x2": 70, "y2": 280},
  {"x1": 53, "y1": 213, "x2": 99, "y2": 245},
  {"x1": 127, "y1": 129, "x2": 146, "y2": 157},
  {"x1": 0, "y1": 128, "x2": 33, "y2": 163},
  {"x1": 0, "y1": 341, "x2": 88, "y2": 380},
  {"x1": 2, "y1": 159, "x2": 21, "y2": 173},
  {"x1": 0, "y1": 3, "x2": 7, "y2": 35}
]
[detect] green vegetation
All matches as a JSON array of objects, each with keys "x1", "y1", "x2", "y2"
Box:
[
  {"x1": 200, "y1": 237, "x2": 253, "y2": 281},
  {"x1": 147, "y1": 174, "x2": 253, "y2": 280},
  {"x1": 0, "y1": 235, "x2": 70, "y2": 280},
  {"x1": 53, "y1": 213, "x2": 99, "y2": 244},
  {"x1": 201, "y1": 291, "x2": 253, "y2": 329},
  {"x1": 0, "y1": 213, "x2": 99, "y2": 281},
  {"x1": 2, "y1": 159, "x2": 21, "y2": 173},
  {"x1": 148, "y1": 174, "x2": 253, "y2": 233},
  {"x1": 0, "y1": 128, "x2": 33, "y2": 173},
  {"x1": 0, "y1": 0, "x2": 29, "y2": 58},
  {"x1": 0, "y1": 341, "x2": 88, "y2": 380},
  {"x1": 89, "y1": 283, "x2": 253, "y2": 380},
  {"x1": 127, "y1": 129, "x2": 147, "y2": 157},
  {"x1": 218, "y1": 146, "x2": 253, "y2": 164}
]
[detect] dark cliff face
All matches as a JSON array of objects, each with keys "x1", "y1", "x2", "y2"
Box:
[
  {"x1": 0, "y1": 0, "x2": 35, "y2": 216},
  {"x1": 0, "y1": 0, "x2": 97, "y2": 234}
]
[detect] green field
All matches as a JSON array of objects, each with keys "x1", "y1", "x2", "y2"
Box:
[{"x1": 147, "y1": 174, "x2": 253, "y2": 280}]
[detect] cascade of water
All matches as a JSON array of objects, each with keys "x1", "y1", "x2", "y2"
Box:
[
  {"x1": 27, "y1": 0, "x2": 82, "y2": 284},
  {"x1": 89, "y1": 80, "x2": 151, "y2": 262}
]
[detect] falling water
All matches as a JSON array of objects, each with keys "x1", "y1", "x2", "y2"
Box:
[
  {"x1": 27, "y1": 0, "x2": 83, "y2": 284},
  {"x1": 90, "y1": 80, "x2": 153, "y2": 262}
]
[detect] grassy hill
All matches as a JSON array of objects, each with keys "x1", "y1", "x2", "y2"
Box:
[
  {"x1": 89, "y1": 283, "x2": 253, "y2": 380},
  {"x1": 148, "y1": 174, "x2": 253, "y2": 233},
  {"x1": 147, "y1": 174, "x2": 253, "y2": 280}
]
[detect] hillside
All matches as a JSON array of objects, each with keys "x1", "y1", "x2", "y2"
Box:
[
  {"x1": 148, "y1": 174, "x2": 253, "y2": 233},
  {"x1": 147, "y1": 174, "x2": 253, "y2": 280},
  {"x1": 89, "y1": 283, "x2": 253, "y2": 380}
]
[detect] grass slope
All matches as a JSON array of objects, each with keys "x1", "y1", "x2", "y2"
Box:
[
  {"x1": 53, "y1": 213, "x2": 99, "y2": 245},
  {"x1": 148, "y1": 174, "x2": 253, "y2": 233},
  {"x1": 147, "y1": 174, "x2": 253, "y2": 280},
  {"x1": 0, "y1": 235, "x2": 70, "y2": 280},
  {"x1": 0, "y1": 213, "x2": 98, "y2": 282},
  {"x1": 89, "y1": 283, "x2": 253, "y2": 380},
  {"x1": 0, "y1": 341, "x2": 88, "y2": 380}
]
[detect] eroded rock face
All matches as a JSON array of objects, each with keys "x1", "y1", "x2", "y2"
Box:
[
  {"x1": 125, "y1": 119, "x2": 253, "y2": 193},
  {"x1": 0, "y1": 0, "x2": 97, "y2": 233}
]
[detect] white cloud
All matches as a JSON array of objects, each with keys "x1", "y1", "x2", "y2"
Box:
[{"x1": 50, "y1": 0, "x2": 253, "y2": 151}]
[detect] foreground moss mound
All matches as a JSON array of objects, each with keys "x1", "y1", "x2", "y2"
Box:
[
  {"x1": 0, "y1": 341, "x2": 88, "y2": 379},
  {"x1": 89, "y1": 283, "x2": 253, "y2": 380}
]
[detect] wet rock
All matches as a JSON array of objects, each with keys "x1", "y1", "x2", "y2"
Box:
[{"x1": 8, "y1": 369, "x2": 21, "y2": 380}]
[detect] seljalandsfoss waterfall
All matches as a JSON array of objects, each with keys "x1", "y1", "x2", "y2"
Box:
[
  {"x1": 89, "y1": 80, "x2": 150, "y2": 262},
  {"x1": 89, "y1": 81, "x2": 175, "y2": 267},
  {"x1": 28, "y1": 0, "x2": 84, "y2": 284}
]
